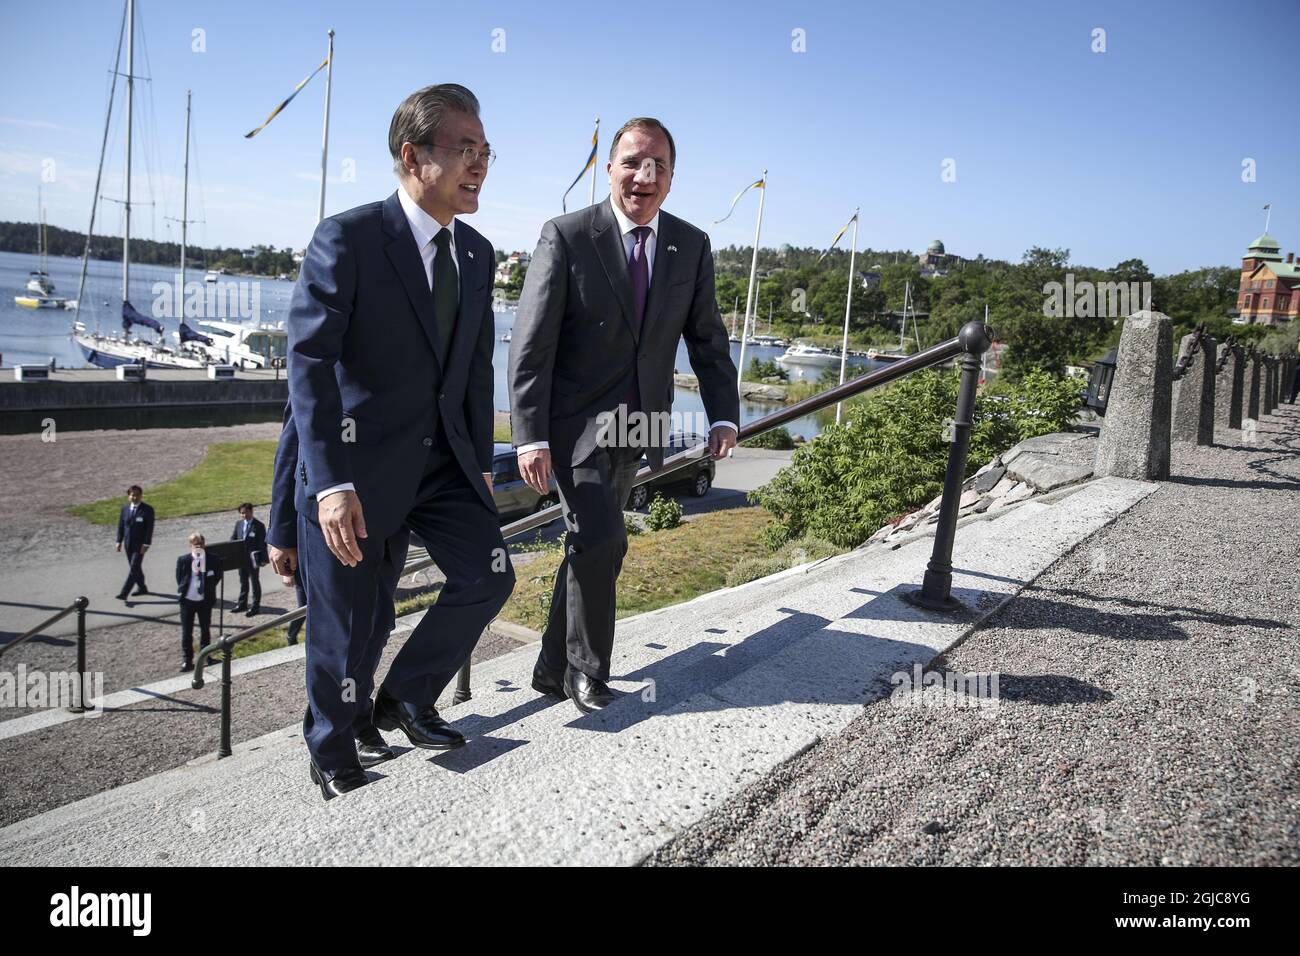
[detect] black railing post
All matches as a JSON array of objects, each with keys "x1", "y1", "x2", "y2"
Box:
[
  {"x1": 905, "y1": 321, "x2": 993, "y2": 613},
  {"x1": 453, "y1": 660, "x2": 472, "y2": 704},
  {"x1": 70, "y1": 596, "x2": 89, "y2": 713},
  {"x1": 218, "y1": 646, "x2": 232, "y2": 758}
]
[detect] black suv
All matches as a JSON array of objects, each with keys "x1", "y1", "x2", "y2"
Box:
[{"x1": 625, "y1": 432, "x2": 715, "y2": 510}]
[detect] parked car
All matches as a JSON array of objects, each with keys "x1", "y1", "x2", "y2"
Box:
[
  {"x1": 625, "y1": 432, "x2": 715, "y2": 510},
  {"x1": 491, "y1": 443, "x2": 560, "y2": 523}
]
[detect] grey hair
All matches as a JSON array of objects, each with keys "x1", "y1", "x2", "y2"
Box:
[{"x1": 389, "y1": 84, "x2": 481, "y2": 176}]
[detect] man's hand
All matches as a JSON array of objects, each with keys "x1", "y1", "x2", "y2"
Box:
[
  {"x1": 518, "y1": 448, "x2": 552, "y2": 495},
  {"x1": 708, "y1": 424, "x2": 738, "y2": 460},
  {"x1": 482, "y1": 472, "x2": 493, "y2": 498},
  {"x1": 316, "y1": 490, "x2": 367, "y2": 567},
  {"x1": 115, "y1": 543, "x2": 122, "y2": 553},
  {"x1": 269, "y1": 544, "x2": 298, "y2": 577},
  {"x1": 140, "y1": 544, "x2": 149, "y2": 554}
]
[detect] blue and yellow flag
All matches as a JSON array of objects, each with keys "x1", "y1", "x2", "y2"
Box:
[
  {"x1": 245, "y1": 54, "x2": 331, "y2": 139},
  {"x1": 713, "y1": 178, "x2": 765, "y2": 225},
  {"x1": 562, "y1": 119, "x2": 599, "y2": 212},
  {"x1": 817, "y1": 210, "x2": 859, "y2": 264}
]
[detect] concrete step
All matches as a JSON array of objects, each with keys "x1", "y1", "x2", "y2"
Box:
[{"x1": 0, "y1": 477, "x2": 1156, "y2": 866}]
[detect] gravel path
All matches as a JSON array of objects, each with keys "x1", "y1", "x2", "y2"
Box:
[{"x1": 648, "y1": 404, "x2": 1300, "y2": 866}]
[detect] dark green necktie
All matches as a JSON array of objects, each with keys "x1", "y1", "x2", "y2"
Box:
[{"x1": 431, "y1": 227, "x2": 458, "y2": 357}]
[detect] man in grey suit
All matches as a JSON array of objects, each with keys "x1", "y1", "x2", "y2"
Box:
[{"x1": 508, "y1": 117, "x2": 739, "y2": 713}]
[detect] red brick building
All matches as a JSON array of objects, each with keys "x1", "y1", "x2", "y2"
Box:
[{"x1": 1238, "y1": 233, "x2": 1300, "y2": 325}]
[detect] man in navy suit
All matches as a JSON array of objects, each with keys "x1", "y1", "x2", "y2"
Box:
[
  {"x1": 115, "y1": 485, "x2": 155, "y2": 600},
  {"x1": 287, "y1": 83, "x2": 515, "y2": 799},
  {"x1": 175, "y1": 533, "x2": 223, "y2": 672},
  {"x1": 267, "y1": 402, "x2": 411, "y2": 769},
  {"x1": 230, "y1": 503, "x2": 269, "y2": 616}
]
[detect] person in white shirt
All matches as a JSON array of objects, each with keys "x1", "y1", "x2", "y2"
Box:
[{"x1": 175, "y1": 533, "x2": 223, "y2": 673}]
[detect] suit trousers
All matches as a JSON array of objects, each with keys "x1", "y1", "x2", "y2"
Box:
[
  {"x1": 298, "y1": 440, "x2": 516, "y2": 774},
  {"x1": 540, "y1": 444, "x2": 644, "y2": 682},
  {"x1": 120, "y1": 549, "x2": 147, "y2": 595},
  {"x1": 179, "y1": 598, "x2": 213, "y2": 664},
  {"x1": 237, "y1": 559, "x2": 262, "y2": 607},
  {"x1": 286, "y1": 572, "x2": 307, "y2": 643}
]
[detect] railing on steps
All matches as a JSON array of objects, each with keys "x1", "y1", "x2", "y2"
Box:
[
  {"x1": 193, "y1": 320, "x2": 994, "y2": 757},
  {"x1": 0, "y1": 596, "x2": 93, "y2": 712}
]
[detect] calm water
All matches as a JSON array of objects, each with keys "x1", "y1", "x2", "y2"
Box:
[{"x1": 1, "y1": 251, "x2": 880, "y2": 439}]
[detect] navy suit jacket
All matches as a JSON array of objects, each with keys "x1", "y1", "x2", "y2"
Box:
[
  {"x1": 116, "y1": 502, "x2": 155, "y2": 552},
  {"x1": 175, "y1": 552, "x2": 223, "y2": 607},
  {"x1": 287, "y1": 190, "x2": 497, "y2": 539},
  {"x1": 231, "y1": 516, "x2": 269, "y2": 566}
]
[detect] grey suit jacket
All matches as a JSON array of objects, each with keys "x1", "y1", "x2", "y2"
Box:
[{"x1": 508, "y1": 199, "x2": 739, "y2": 469}]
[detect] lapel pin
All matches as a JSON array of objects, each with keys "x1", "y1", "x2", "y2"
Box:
[
  {"x1": 467, "y1": 250, "x2": 475, "y2": 259},
  {"x1": 667, "y1": 245, "x2": 678, "y2": 252}
]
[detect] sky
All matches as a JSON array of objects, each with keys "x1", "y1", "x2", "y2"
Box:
[{"x1": 1, "y1": 0, "x2": 1297, "y2": 275}]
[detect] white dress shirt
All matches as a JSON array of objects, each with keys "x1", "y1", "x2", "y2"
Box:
[
  {"x1": 184, "y1": 552, "x2": 206, "y2": 602},
  {"x1": 515, "y1": 197, "x2": 737, "y2": 455},
  {"x1": 319, "y1": 187, "x2": 460, "y2": 502}
]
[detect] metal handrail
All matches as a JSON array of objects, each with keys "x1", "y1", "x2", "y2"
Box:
[
  {"x1": 0, "y1": 596, "x2": 93, "y2": 712},
  {"x1": 195, "y1": 322, "x2": 993, "y2": 756}
]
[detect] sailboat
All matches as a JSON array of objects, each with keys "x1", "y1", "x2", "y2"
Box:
[
  {"x1": 72, "y1": 0, "x2": 207, "y2": 369},
  {"x1": 14, "y1": 191, "x2": 67, "y2": 309},
  {"x1": 867, "y1": 280, "x2": 922, "y2": 363}
]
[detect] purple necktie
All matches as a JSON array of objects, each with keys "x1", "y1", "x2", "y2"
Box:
[{"x1": 624, "y1": 225, "x2": 651, "y2": 415}]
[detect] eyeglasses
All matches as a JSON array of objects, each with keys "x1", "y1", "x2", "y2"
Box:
[{"x1": 421, "y1": 142, "x2": 497, "y2": 168}]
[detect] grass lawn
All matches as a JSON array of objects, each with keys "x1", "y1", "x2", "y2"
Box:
[
  {"x1": 68, "y1": 420, "x2": 512, "y2": 527},
  {"x1": 498, "y1": 505, "x2": 773, "y2": 632},
  {"x1": 229, "y1": 505, "x2": 773, "y2": 656},
  {"x1": 67, "y1": 440, "x2": 276, "y2": 525}
]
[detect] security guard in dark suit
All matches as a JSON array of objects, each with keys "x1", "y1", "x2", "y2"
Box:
[
  {"x1": 231, "y1": 503, "x2": 269, "y2": 616},
  {"x1": 115, "y1": 485, "x2": 155, "y2": 599},
  {"x1": 176, "y1": 533, "x2": 223, "y2": 672}
]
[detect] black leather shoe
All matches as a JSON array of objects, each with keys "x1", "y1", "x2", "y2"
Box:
[
  {"x1": 373, "y1": 690, "x2": 465, "y2": 750},
  {"x1": 531, "y1": 659, "x2": 566, "y2": 699},
  {"x1": 309, "y1": 762, "x2": 369, "y2": 801},
  {"x1": 114, "y1": 592, "x2": 129, "y2": 601},
  {"x1": 355, "y1": 725, "x2": 395, "y2": 768},
  {"x1": 133, "y1": 587, "x2": 148, "y2": 596},
  {"x1": 563, "y1": 667, "x2": 616, "y2": 714},
  {"x1": 232, "y1": 603, "x2": 248, "y2": 612},
  {"x1": 180, "y1": 661, "x2": 193, "y2": 673},
  {"x1": 245, "y1": 606, "x2": 259, "y2": 617}
]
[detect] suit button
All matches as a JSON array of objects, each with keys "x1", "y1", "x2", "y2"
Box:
[
  {"x1": 439, "y1": 393, "x2": 446, "y2": 400},
  {"x1": 422, "y1": 437, "x2": 434, "y2": 448}
]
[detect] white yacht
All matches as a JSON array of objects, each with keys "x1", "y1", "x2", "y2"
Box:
[
  {"x1": 775, "y1": 343, "x2": 842, "y2": 367},
  {"x1": 193, "y1": 320, "x2": 288, "y2": 368}
]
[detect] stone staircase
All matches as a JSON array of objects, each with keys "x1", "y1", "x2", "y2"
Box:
[{"x1": 0, "y1": 476, "x2": 1155, "y2": 866}]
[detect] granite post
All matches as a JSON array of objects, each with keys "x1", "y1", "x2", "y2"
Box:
[
  {"x1": 1095, "y1": 310, "x2": 1173, "y2": 480},
  {"x1": 1171, "y1": 332, "x2": 1216, "y2": 446},
  {"x1": 1216, "y1": 343, "x2": 1244, "y2": 433},
  {"x1": 1245, "y1": 351, "x2": 1262, "y2": 425}
]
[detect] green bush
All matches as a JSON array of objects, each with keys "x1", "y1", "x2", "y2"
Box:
[
  {"x1": 744, "y1": 357, "x2": 788, "y2": 382},
  {"x1": 750, "y1": 368, "x2": 1081, "y2": 550},
  {"x1": 741, "y1": 426, "x2": 796, "y2": 450},
  {"x1": 725, "y1": 536, "x2": 843, "y2": 587},
  {"x1": 644, "y1": 493, "x2": 683, "y2": 531}
]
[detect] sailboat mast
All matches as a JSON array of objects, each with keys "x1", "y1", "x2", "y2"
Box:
[
  {"x1": 317, "y1": 30, "x2": 334, "y2": 224},
  {"x1": 181, "y1": 89, "x2": 190, "y2": 292},
  {"x1": 122, "y1": 0, "x2": 134, "y2": 305}
]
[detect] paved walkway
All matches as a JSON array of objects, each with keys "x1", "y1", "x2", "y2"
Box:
[
  {"x1": 649, "y1": 405, "x2": 1300, "y2": 865},
  {"x1": 0, "y1": 469, "x2": 1153, "y2": 863}
]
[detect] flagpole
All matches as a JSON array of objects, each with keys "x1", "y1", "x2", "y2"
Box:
[
  {"x1": 590, "y1": 118, "x2": 599, "y2": 206},
  {"x1": 835, "y1": 208, "x2": 859, "y2": 424},
  {"x1": 736, "y1": 170, "x2": 767, "y2": 391},
  {"x1": 317, "y1": 29, "x2": 334, "y2": 225},
  {"x1": 1264, "y1": 203, "x2": 1271, "y2": 234}
]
